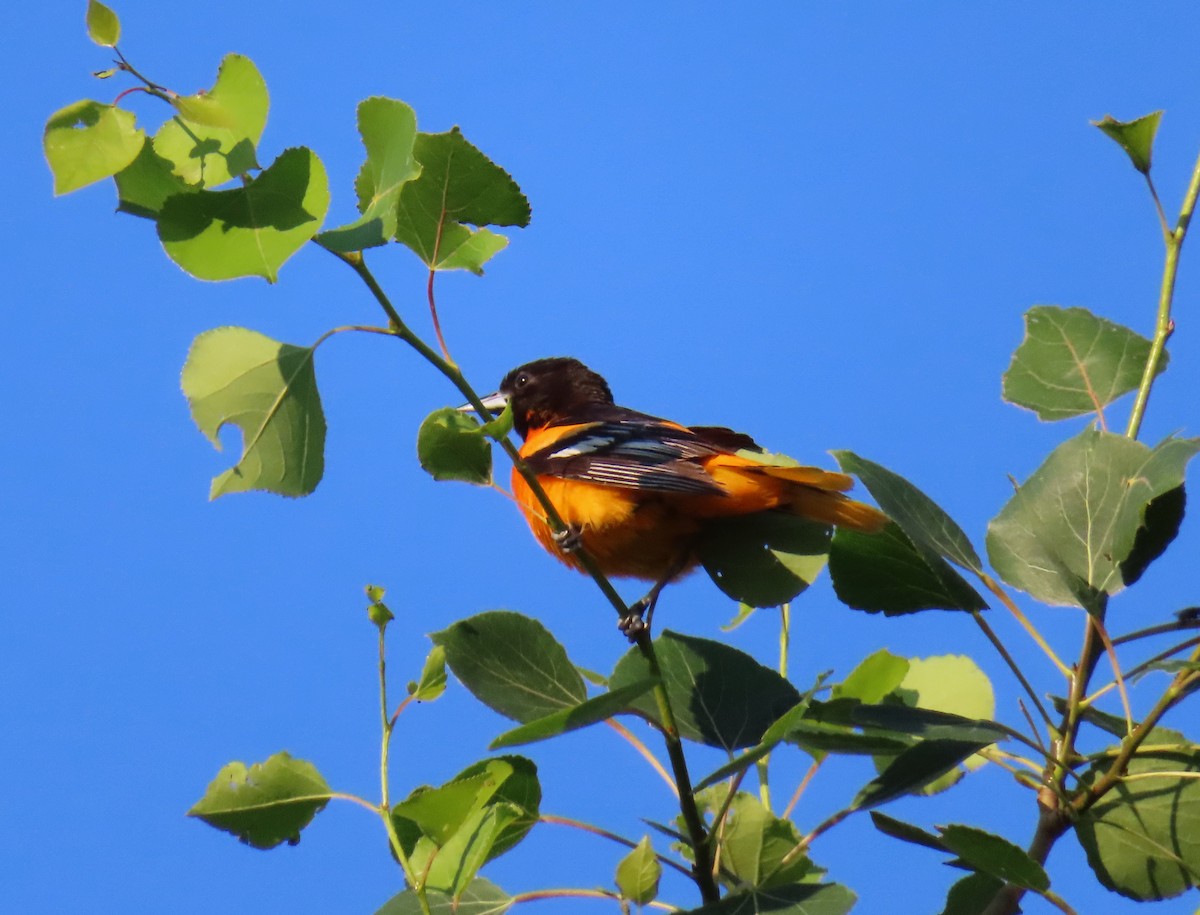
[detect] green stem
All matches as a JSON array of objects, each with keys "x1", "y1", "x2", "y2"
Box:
[
  {"x1": 539, "y1": 814, "x2": 695, "y2": 880},
  {"x1": 971, "y1": 610, "x2": 1053, "y2": 728},
  {"x1": 1125, "y1": 153, "x2": 1200, "y2": 439},
  {"x1": 334, "y1": 248, "x2": 718, "y2": 905}
]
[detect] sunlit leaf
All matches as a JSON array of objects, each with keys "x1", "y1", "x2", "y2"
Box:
[
  {"x1": 44, "y1": 100, "x2": 144, "y2": 195},
  {"x1": 408, "y1": 645, "x2": 447, "y2": 701},
  {"x1": 86, "y1": 0, "x2": 120, "y2": 46},
  {"x1": 833, "y1": 649, "x2": 909, "y2": 704},
  {"x1": 181, "y1": 327, "x2": 325, "y2": 498},
  {"x1": 375, "y1": 877, "x2": 512, "y2": 915},
  {"x1": 718, "y1": 793, "x2": 813, "y2": 890},
  {"x1": 433, "y1": 611, "x2": 585, "y2": 723},
  {"x1": 616, "y1": 837, "x2": 661, "y2": 905},
  {"x1": 1003, "y1": 306, "x2": 1166, "y2": 421},
  {"x1": 987, "y1": 429, "x2": 1200, "y2": 613},
  {"x1": 158, "y1": 147, "x2": 329, "y2": 282},
  {"x1": 114, "y1": 139, "x2": 194, "y2": 218},
  {"x1": 153, "y1": 53, "x2": 268, "y2": 187},
  {"x1": 1093, "y1": 111, "x2": 1163, "y2": 175},
  {"x1": 316, "y1": 97, "x2": 420, "y2": 252},
  {"x1": 417, "y1": 408, "x2": 492, "y2": 484},
  {"x1": 187, "y1": 751, "x2": 331, "y2": 849}
]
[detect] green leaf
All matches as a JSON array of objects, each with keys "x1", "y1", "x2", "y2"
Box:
[
  {"x1": 1075, "y1": 735, "x2": 1200, "y2": 900},
  {"x1": 86, "y1": 0, "x2": 120, "y2": 46},
  {"x1": 986, "y1": 429, "x2": 1200, "y2": 612},
  {"x1": 158, "y1": 146, "x2": 329, "y2": 282},
  {"x1": 181, "y1": 327, "x2": 325, "y2": 499},
  {"x1": 940, "y1": 872, "x2": 1004, "y2": 915},
  {"x1": 610, "y1": 630, "x2": 800, "y2": 750},
  {"x1": 44, "y1": 100, "x2": 145, "y2": 196},
  {"x1": 832, "y1": 451, "x2": 984, "y2": 575},
  {"x1": 1002, "y1": 306, "x2": 1167, "y2": 421},
  {"x1": 376, "y1": 877, "x2": 512, "y2": 915},
  {"x1": 394, "y1": 128, "x2": 531, "y2": 273},
  {"x1": 897, "y1": 654, "x2": 996, "y2": 777},
  {"x1": 717, "y1": 793, "x2": 813, "y2": 890},
  {"x1": 938, "y1": 824, "x2": 1049, "y2": 891},
  {"x1": 316, "y1": 97, "x2": 420, "y2": 253},
  {"x1": 408, "y1": 645, "x2": 447, "y2": 701},
  {"x1": 783, "y1": 720, "x2": 912, "y2": 759},
  {"x1": 868, "y1": 812, "x2": 945, "y2": 852},
  {"x1": 489, "y1": 678, "x2": 657, "y2": 749},
  {"x1": 680, "y1": 883, "x2": 856, "y2": 915},
  {"x1": 114, "y1": 138, "x2": 194, "y2": 219},
  {"x1": 152, "y1": 53, "x2": 268, "y2": 188},
  {"x1": 616, "y1": 836, "x2": 661, "y2": 905},
  {"x1": 187, "y1": 751, "x2": 331, "y2": 849},
  {"x1": 1120, "y1": 485, "x2": 1186, "y2": 587},
  {"x1": 432, "y1": 611, "x2": 585, "y2": 723},
  {"x1": 417, "y1": 408, "x2": 492, "y2": 484},
  {"x1": 1093, "y1": 111, "x2": 1163, "y2": 175},
  {"x1": 391, "y1": 757, "x2": 539, "y2": 897},
  {"x1": 810, "y1": 701, "x2": 1010, "y2": 747},
  {"x1": 851, "y1": 739, "x2": 991, "y2": 811},
  {"x1": 833, "y1": 649, "x2": 909, "y2": 704},
  {"x1": 830, "y1": 523, "x2": 986, "y2": 614},
  {"x1": 696, "y1": 513, "x2": 831, "y2": 608}
]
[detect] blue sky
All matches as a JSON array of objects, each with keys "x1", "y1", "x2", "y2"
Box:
[{"x1": 6, "y1": 2, "x2": 1200, "y2": 912}]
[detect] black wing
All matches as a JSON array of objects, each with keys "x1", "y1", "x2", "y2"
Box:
[{"x1": 524, "y1": 420, "x2": 730, "y2": 495}]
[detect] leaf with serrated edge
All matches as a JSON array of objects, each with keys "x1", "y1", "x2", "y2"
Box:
[
  {"x1": 152, "y1": 54, "x2": 268, "y2": 188},
  {"x1": 433, "y1": 612, "x2": 585, "y2": 723},
  {"x1": 44, "y1": 100, "x2": 145, "y2": 196},
  {"x1": 114, "y1": 139, "x2": 194, "y2": 218},
  {"x1": 938, "y1": 824, "x2": 1049, "y2": 891},
  {"x1": 375, "y1": 877, "x2": 513, "y2": 915},
  {"x1": 317, "y1": 97, "x2": 420, "y2": 252},
  {"x1": 490, "y1": 678, "x2": 656, "y2": 749},
  {"x1": 182, "y1": 327, "x2": 325, "y2": 498},
  {"x1": 187, "y1": 751, "x2": 331, "y2": 849},
  {"x1": 158, "y1": 147, "x2": 329, "y2": 282},
  {"x1": 986, "y1": 430, "x2": 1200, "y2": 612},
  {"x1": 1093, "y1": 111, "x2": 1163, "y2": 175},
  {"x1": 409, "y1": 645, "x2": 447, "y2": 701},
  {"x1": 393, "y1": 128, "x2": 530, "y2": 272},
  {"x1": 1003, "y1": 306, "x2": 1167, "y2": 421},
  {"x1": 833, "y1": 452, "x2": 983, "y2": 575},
  {"x1": 616, "y1": 837, "x2": 661, "y2": 905}
]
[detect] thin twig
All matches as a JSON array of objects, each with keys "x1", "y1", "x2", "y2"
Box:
[
  {"x1": 606, "y1": 719, "x2": 678, "y2": 797},
  {"x1": 782, "y1": 759, "x2": 822, "y2": 819},
  {"x1": 979, "y1": 576, "x2": 1071, "y2": 677}
]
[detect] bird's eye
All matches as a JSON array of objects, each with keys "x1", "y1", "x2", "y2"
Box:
[{"x1": 515, "y1": 373, "x2": 530, "y2": 388}]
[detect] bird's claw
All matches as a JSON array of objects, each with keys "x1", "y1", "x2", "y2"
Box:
[
  {"x1": 618, "y1": 599, "x2": 651, "y2": 640},
  {"x1": 552, "y1": 525, "x2": 584, "y2": 554}
]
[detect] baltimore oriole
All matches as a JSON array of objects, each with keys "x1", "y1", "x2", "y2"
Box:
[{"x1": 469, "y1": 357, "x2": 887, "y2": 632}]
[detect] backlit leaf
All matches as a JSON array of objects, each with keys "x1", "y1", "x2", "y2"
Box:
[
  {"x1": 718, "y1": 793, "x2": 813, "y2": 890},
  {"x1": 85, "y1": 0, "x2": 120, "y2": 46},
  {"x1": 114, "y1": 139, "x2": 193, "y2": 218},
  {"x1": 433, "y1": 611, "x2": 585, "y2": 723},
  {"x1": 408, "y1": 645, "x2": 447, "y2": 701},
  {"x1": 1093, "y1": 111, "x2": 1163, "y2": 175},
  {"x1": 616, "y1": 837, "x2": 661, "y2": 905},
  {"x1": 697, "y1": 513, "x2": 831, "y2": 608},
  {"x1": 158, "y1": 146, "x2": 329, "y2": 282},
  {"x1": 187, "y1": 751, "x2": 331, "y2": 849},
  {"x1": 1003, "y1": 306, "x2": 1166, "y2": 421},
  {"x1": 417, "y1": 408, "x2": 492, "y2": 484},
  {"x1": 316, "y1": 97, "x2": 420, "y2": 252},
  {"x1": 153, "y1": 53, "x2": 268, "y2": 188},
  {"x1": 44, "y1": 100, "x2": 144, "y2": 195},
  {"x1": 987, "y1": 429, "x2": 1200, "y2": 612},
  {"x1": 181, "y1": 327, "x2": 325, "y2": 498}
]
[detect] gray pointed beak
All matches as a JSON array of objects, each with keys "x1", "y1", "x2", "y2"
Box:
[{"x1": 458, "y1": 391, "x2": 509, "y2": 416}]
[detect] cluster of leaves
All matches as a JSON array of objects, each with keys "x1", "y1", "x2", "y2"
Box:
[{"x1": 48, "y1": 5, "x2": 1200, "y2": 915}]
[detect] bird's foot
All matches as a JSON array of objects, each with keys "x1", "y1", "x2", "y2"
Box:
[
  {"x1": 618, "y1": 598, "x2": 652, "y2": 641},
  {"x1": 552, "y1": 525, "x2": 583, "y2": 554}
]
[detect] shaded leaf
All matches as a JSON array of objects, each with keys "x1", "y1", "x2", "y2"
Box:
[
  {"x1": 1075, "y1": 733, "x2": 1200, "y2": 900},
  {"x1": 697, "y1": 513, "x2": 831, "y2": 608},
  {"x1": 610, "y1": 631, "x2": 800, "y2": 750},
  {"x1": 718, "y1": 793, "x2": 813, "y2": 890},
  {"x1": 432, "y1": 611, "x2": 585, "y2": 723},
  {"x1": 680, "y1": 882, "x2": 856, "y2": 915},
  {"x1": 987, "y1": 430, "x2": 1200, "y2": 613},
  {"x1": 897, "y1": 655, "x2": 996, "y2": 778},
  {"x1": 938, "y1": 824, "x2": 1049, "y2": 891},
  {"x1": 852, "y1": 739, "x2": 991, "y2": 810},
  {"x1": 317, "y1": 97, "x2": 420, "y2": 252},
  {"x1": 1120, "y1": 485, "x2": 1186, "y2": 587},
  {"x1": 616, "y1": 836, "x2": 661, "y2": 905},
  {"x1": 86, "y1": 0, "x2": 120, "y2": 46},
  {"x1": 152, "y1": 53, "x2": 268, "y2": 188},
  {"x1": 181, "y1": 327, "x2": 325, "y2": 499},
  {"x1": 114, "y1": 139, "x2": 194, "y2": 219},
  {"x1": 376, "y1": 877, "x2": 512, "y2": 915},
  {"x1": 940, "y1": 872, "x2": 1004, "y2": 915},
  {"x1": 158, "y1": 146, "x2": 329, "y2": 282},
  {"x1": 1002, "y1": 306, "x2": 1166, "y2": 421},
  {"x1": 44, "y1": 100, "x2": 144, "y2": 195},
  {"x1": 408, "y1": 645, "x2": 447, "y2": 701},
  {"x1": 394, "y1": 128, "x2": 530, "y2": 273},
  {"x1": 833, "y1": 451, "x2": 983, "y2": 574},
  {"x1": 490, "y1": 678, "x2": 657, "y2": 749},
  {"x1": 830, "y1": 523, "x2": 985, "y2": 614},
  {"x1": 417, "y1": 408, "x2": 492, "y2": 484},
  {"x1": 1094, "y1": 111, "x2": 1163, "y2": 175},
  {"x1": 187, "y1": 751, "x2": 331, "y2": 849},
  {"x1": 869, "y1": 812, "x2": 945, "y2": 852}
]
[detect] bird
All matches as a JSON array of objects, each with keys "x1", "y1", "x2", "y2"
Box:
[{"x1": 468, "y1": 357, "x2": 888, "y2": 634}]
